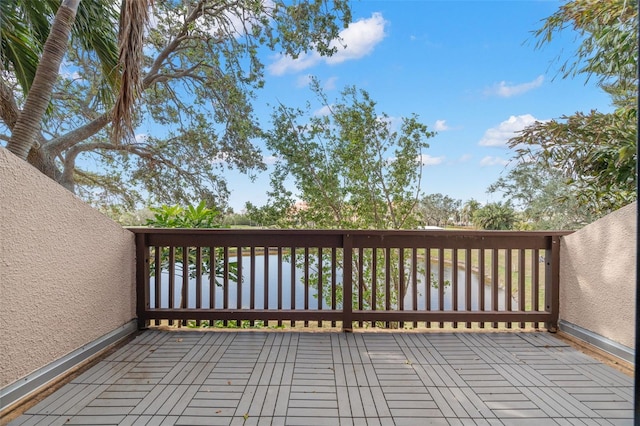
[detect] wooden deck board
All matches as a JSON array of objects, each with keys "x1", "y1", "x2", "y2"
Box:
[{"x1": 9, "y1": 330, "x2": 634, "y2": 425}]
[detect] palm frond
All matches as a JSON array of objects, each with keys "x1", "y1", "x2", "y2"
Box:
[{"x1": 112, "y1": 0, "x2": 151, "y2": 144}]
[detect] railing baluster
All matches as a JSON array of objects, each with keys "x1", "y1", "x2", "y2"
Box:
[
  {"x1": 223, "y1": 246, "x2": 229, "y2": 327},
  {"x1": 250, "y1": 246, "x2": 256, "y2": 327},
  {"x1": 371, "y1": 248, "x2": 377, "y2": 328},
  {"x1": 342, "y1": 234, "x2": 353, "y2": 332},
  {"x1": 438, "y1": 248, "x2": 445, "y2": 328},
  {"x1": 291, "y1": 246, "x2": 296, "y2": 327},
  {"x1": 385, "y1": 247, "x2": 391, "y2": 329},
  {"x1": 533, "y1": 248, "x2": 540, "y2": 329},
  {"x1": 154, "y1": 246, "x2": 161, "y2": 326},
  {"x1": 317, "y1": 247, "x2": 323, "y2": 327},
  {"x1": 398, "y1": 247, "x2": 405, "y2": 328},
  {"x1": 264, "y1": 246, "x2": 269, "y2": 327},
  {"x1": 358, "y1": 247, "x2": 364, "y2": 328},
  {"x1": 237, "y1": 246, "x2": 243, "y2": 327},
  {"x1": 519, "y1": 249, "x2": 526, "y2": 328},
  {"x1": 304, "y1": 247, "x2": 309, "y2": 328},
  {"x1": 278, "y1": 247, "x2": 283, "y2": 328},
  {"x1": 465, "y1": 248, "x2": 472, "y2": 329},
  {"x1": 452, "y1": 248, "x2": 458, "y2": 329},
  {"x1": 492, "y1": 249, "x2": 499, "y2": 329},
  {"x1": 425, "y1": 247, "x2": 431, "y2": 329},
  {"x1": 209, "y1": 247, "x2": 215, "y2": 325},
  {"x1": 168, "y1": 246, "x2": 175, "y2": 326},
  {"x1": 181, "y1": 246, "x2": 189, "y2": 326},
  {"x1": 479, "y1": 248, "x2": 485, "y2": 329},
  {"x1": 412, "y1": 248, "x2": 418, "y2": 328},
  {"x1": 505, "y1": 249, "x2": 512, "y2": 329},
  {"x1": 331, "y1": 247, "x2": 336, "y2": 328},
  {"x1": 195, "y1": 247, "x2": 202, "y2": 327}
]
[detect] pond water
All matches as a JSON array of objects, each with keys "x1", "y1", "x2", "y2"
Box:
[{"x1": 149, "y1": 255, "x2": 506, "y2": 311}]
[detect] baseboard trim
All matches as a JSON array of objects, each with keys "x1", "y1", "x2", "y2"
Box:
[
  {"x1": 0, "y1": 320, "x2": 138, "y2": 412},
  {"x1": 558, "y1": 320, "x2": 634, "y2": 364}
]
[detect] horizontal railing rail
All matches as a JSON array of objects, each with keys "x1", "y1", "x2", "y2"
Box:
[{"x1": 131, "y1": 229, "x2": 571, "y2": 331}]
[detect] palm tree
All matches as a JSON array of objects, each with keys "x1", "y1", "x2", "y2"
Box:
[
  {"x1": 1, "y1": 0, "x2": 120, "y2": 96},
  {"x1": 461, "y1": 199, "x2": 480, "y2": 226},
  {"x1": 472, "y1": 202, "x2": 517, "y2": 230},
  {"x1": 4, "y1": 0, "x2": 150, "y2": 161}
]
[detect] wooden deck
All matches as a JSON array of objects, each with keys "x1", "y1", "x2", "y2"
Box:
[{"x1": 9, "y1": 330, "x2": 633, "y2": 425}]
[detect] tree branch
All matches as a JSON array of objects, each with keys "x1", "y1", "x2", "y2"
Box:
[
  {"x1": 0, "y1": 78, "x2": 20, "y2": 130},
  {"x1": 46, "y1": 112, "x2": 111, "y2": 155},
  {"x1": 66, "y1": 140, "x2": 194, "y2": 178},
  {"x1": 142, "y1": 1, "x2": 208, "y2": 89},
  {"x1": 278, "y1": 103, "x2": 345, "y2": 223},
  {"x1": 144, "y1": 63, "x2": 205, "y2": 85}
]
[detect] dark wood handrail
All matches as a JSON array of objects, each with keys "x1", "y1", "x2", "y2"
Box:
[{"x1": 131, "y1": 228, "x2": 571, "y2": 332}]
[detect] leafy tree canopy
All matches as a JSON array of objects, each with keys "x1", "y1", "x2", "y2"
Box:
[
  {"x1": 488, "y1": 161, "x2": 595, "y2": 229},
  {"x1": 472, "y1": 202, "x2": 517, "y2": 230},
  {"x1": 247, "y1": 78, "x2": 435, "y2": 230},
  {"x1": 417, "y1": 193, "x2": 461, "y2": 228},
  {"x1": 0, "y1": 0, "x2": 352, "y2": 211},
  {"x1": 502, "y1": 0, "x2": 637, "y2": 217}
]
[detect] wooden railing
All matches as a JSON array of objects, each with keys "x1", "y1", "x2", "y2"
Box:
[{"x1": 131, "y1": 229, "x2": 571, "y2": 331}]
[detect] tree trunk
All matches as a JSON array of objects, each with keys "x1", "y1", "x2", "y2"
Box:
[
  {"x1": 27, "y1": 145, "x2": 64, "y2": 185},
  {"x1": 7, "y1": 0, "x2": 80, "y2": 160}
]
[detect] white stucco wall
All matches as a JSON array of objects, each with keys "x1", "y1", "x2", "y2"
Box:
[
  {"x1": 0, "y1": 148, "x2": 136, "y2": 388},
  {"x1": 559, "y1": 201, "x2": 636, "y2": 350}
]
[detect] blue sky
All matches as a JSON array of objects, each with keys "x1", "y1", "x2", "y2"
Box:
[{"x1": 223, "y1": 0, "x2": 613, "y2": 212}]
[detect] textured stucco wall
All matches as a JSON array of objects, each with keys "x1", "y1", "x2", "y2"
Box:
[
  {"x1": 0, "y1": 148, "x2": 136, "y2": 388},
  {"x1": 560, "y1": 202, "x2": 636, "y2": 350}
]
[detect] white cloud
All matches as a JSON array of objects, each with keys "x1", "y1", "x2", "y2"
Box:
[
  {"x1": 478, "y1": 114, "x2": 539, "y2": 147},
  {"x1": 433, "y1": 119, "x2": 449, "y2": 131},
  {"x1": 486, "y1": 75, "x2": 544, "y2": 98},
  {"x1": 326, "y1": 12, "x2": 387, "y2": 64},
  {"x1": 479, "y1": 156, "x2": 509, "y2": 167},
  {"x1": 314, "y1": 105, "x2": 333, "y2": 116},
  {"x1": 458, "y1": 154, "x2": 472, "y2": 163},
  {"x1": 269, "y1": 52, "x2": 319, "y2": 75},
  {"x1": 324, "y1": 76, "x2": 339, "y2": 90},
  {"x1": 418, "y1": 154, "x2": 445, "y2": 166},
  {"x1": 268, "y1": 13, "x2": 387, "y2": 75},
  {"x1": 294, "y1": 75, "x2": 337, "y2": 90},
  {"x1": 263, "y1": 155, "x2": 278, "y2": 165},
  {"x1": 296, "y1": 74, "x2": 313, "y2": 88}
]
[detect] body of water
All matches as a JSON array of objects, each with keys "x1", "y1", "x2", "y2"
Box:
[{"x1": 149, "y1": 255, "x2": 506, "y2": 311}]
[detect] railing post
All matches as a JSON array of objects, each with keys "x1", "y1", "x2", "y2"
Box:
[
  {"x1": 135, "y1": 232, "x2": 150, "y2": 330},
  {"x1": 545, "y1": 235, "x2": 561, "y2": 332},
  {"x1": 342, "y1": 233, "x2": 353, "y2": 332}
]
